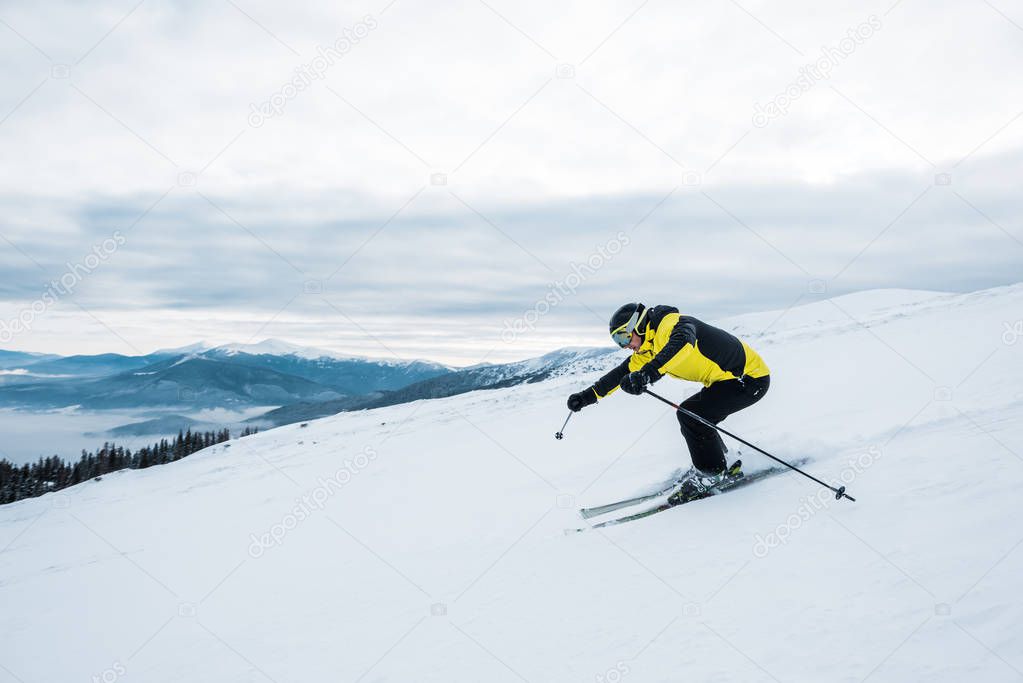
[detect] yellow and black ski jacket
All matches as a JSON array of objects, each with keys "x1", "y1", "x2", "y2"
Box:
[{"x1": 591, "y1": 305, "x2": 769, "y2": 400}]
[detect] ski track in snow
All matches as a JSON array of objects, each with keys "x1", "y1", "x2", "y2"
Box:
[{"x1": 2, "y1": 284, "x2": 1022, "y2": 681}]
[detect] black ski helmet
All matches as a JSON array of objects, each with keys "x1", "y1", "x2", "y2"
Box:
[{"x1": 609, "y1": 303, "x2": 646, "y2": 347}]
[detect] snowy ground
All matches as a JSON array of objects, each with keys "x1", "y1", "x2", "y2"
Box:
[{"x1": 2, "y1": 284, "x2": 1022, "y2": 682}]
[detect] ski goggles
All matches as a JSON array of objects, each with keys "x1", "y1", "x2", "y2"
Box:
[{"x1": 610, "y1": 311, "x2": 642, "y2": 347}]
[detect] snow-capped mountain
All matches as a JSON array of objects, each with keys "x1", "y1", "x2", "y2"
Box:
[
  {"x1": 155, "y1": 338, "x2": 443, "y2": 366},
  {"x1": 2, "y1": 283, "x2": 1021, "y2": 680},
  {"x1": 155, "y1": 338, "x2": 353, "y2": 361},
  {"x1": 214, "y1": 339, "x2": 347, "y2": 359},
  {"x1": 151, "y1": 341, "x2": 213, "y2": 356}
]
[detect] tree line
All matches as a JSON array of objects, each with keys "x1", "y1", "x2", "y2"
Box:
[{"x1": 0, "y1": 426, "x2": 258, "y2": 505}]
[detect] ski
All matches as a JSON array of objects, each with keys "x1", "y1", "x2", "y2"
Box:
[
  {"x1": 578, "y1": 472, "x2": 684, "y2": 519},
  {"x1": 578, "y1": 502, "x2": 675, "y2": 530},
  {"x1": 566, "y1": 460, "x2": 808, "y2": 534}
]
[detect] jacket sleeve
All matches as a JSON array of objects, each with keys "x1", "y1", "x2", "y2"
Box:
[
  {"x1": 645, "y1": 315, "x2": 696, "y2": 376},
  {"x1": 591, "y1": 357, "x2": 632, "y2": 398}
]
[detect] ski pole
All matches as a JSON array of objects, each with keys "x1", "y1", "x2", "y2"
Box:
[
  {"x1": 643, "y1": 388, "x2": 856, "y2": 502},
  {"x1": 554, "y1": 411, "x2": 572, "y2": 440}
]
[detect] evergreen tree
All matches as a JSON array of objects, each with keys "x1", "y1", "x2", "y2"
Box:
[{"x1": 0, "y1": 427, "x2": 239, "y2": 505}]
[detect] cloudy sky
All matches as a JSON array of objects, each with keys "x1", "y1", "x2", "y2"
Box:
[{"x1": 1, "y1": 0, "x2": 1021, "y2": 365}]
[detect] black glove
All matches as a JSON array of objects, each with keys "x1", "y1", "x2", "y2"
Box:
[
  {"x1": 567, "y1": 388, "x2": 598, "y2": 412},
  {"x1": 620, "y1": 366, "x2": 660, "y2": 395}
]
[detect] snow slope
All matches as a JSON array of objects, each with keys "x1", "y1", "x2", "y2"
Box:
[{"x1": 2, "y1": 284, "x2": 1023, "y2": 682}]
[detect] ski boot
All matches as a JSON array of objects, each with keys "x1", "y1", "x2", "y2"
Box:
[{"x1": 667, "y1": 460, "x2": 743, "y2": 505}]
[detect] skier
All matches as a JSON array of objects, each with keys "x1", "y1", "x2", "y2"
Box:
[{"x1": 566, "y1": 303, "x2": 771, "y2": 504}]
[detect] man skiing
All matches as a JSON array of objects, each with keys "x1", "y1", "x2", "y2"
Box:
[{"x1": 566, "y1": 303, "x2": 771, "y2": 504}]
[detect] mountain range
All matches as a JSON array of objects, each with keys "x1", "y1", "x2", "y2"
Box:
[
  {"x1": 0, "y1": 340, "x2": 452, "y2": 411},
  {"x1": 0, "y1": 340, "x2": 622, "y2": 436}
]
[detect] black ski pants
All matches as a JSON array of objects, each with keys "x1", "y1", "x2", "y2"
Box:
[{"x1": 676, "y1": 375, "x2": 770, "y2": 474}]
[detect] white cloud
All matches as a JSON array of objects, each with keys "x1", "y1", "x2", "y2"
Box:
[{"x1": 0, "y1": 0, "x2": 1021, "y2": 362}]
